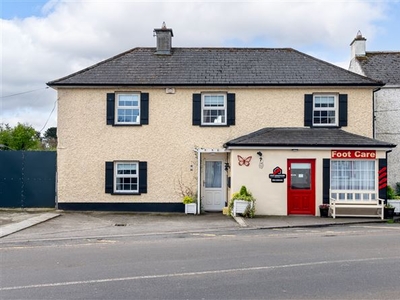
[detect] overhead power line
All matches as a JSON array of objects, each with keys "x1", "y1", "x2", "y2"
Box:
[
  {"x1": 39, "y1": 98, "x2": 58, "y2": 133},
  {"x1": 1, "y1": 87, "x2": 49, "y2": 98}
]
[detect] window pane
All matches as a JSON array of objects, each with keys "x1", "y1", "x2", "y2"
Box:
[
  {"x1": 117, "y1": 109, "x2": 140, "y2": 123},
  {"x1": 117, "y1": 163, "x2": 137, "y2": 175},
  {"x1": 204, "y1": 95, "x2": 224, "y2": 107},
  {"x1": 290, "y1": 163, "x2": 311, "y2": 190},
  {"x1": 331, "y1": 161, "x2": 375, "y2": 191},
  {"x1": 205, "y1": 161, "x2": 222, "y2": 188},
  {"x1": 203, "y1": 109, "x2": 225, "y2": 124},
  {"x1": 119, "y1": 94, "x2": 139, "y2": 106},
  {"x1": 315, "y1": 96, "x2": 334, "y2": 108},
  {"x1": 116, "y1": 177, "x2": 138, "y2": 191}
]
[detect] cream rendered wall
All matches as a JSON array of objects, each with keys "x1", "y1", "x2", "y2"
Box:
[
  {"x1": 57, "y1": 87, "x2": 374, "y2": 204},
  {"x1": 229, "y1": 149, "x2": 388, "y2": 216}
]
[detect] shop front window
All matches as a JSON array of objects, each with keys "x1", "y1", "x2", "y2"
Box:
[{"x1": 331, "y1": 160, "x2": 375, "y2": 190}]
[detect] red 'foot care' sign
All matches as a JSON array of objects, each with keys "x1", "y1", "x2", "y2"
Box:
[{"x1": 331, "y1": 150, "x2": 376, "y2": 159}]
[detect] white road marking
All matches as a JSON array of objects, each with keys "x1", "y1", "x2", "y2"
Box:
[
  {"x1": 350, "y1": 225, "x2": 400, "y2": 230},
  {"x1": 1, "y1": 256, "x2": 399, "y2": 291}
]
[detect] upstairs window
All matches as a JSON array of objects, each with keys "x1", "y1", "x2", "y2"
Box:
[
  {"x1": 313, "y1": 95, "x2": 338, "y2": 126},
  {"x1": 106, "y1": 92, "x2": 149, "y2": 126},
  {"x1": 192, "y1": 93, "x2": 235, "y2": 126},
  {"x1": 202, "y1": 94, "x2": 227, "y2": 125},
  {"x1": 304, "y1": 93, "x2": 347, "y2": 127},
  {"x1": 116, "y1": 93, "x2": 140, "y2": 124}
]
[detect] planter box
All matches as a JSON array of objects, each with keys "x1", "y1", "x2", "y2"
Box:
[
  {"x1": 384, "y1": 207, "x2": 395, "y2": 219},
  {"x1": 233, "y1": 200, "x2": 252, "y2": 216},
  {"x1": 319, "y1": 207, "x2": 329, "y2": 217},
  {"x1": 387, "y1": 200, "x2": 400, "y2": 214},
  {"x1": 185, "y1": 203, "x2": 197, "y2": 214}
]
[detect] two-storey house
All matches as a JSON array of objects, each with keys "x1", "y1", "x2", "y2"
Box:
[
  {"x1": 349, "y1": 32, "x2": 400, "y2": 189},
  {"x1": 47, "y1": 25, "x2": 395, "y2": 216}
]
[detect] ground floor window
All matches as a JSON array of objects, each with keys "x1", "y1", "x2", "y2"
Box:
[
  {"x1": 115, "y1": 162, "x2": 138, "y2": 193},
  {"x1": 331, "y1": 160, "x2": 375, "y2": 190}
]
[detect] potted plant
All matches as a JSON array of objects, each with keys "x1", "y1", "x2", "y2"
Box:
[
  {"x1": 229, "y1": 186, "x2": 256, "y2": 218},
  {"x1": 183, "y1": 195, "x2": 197, "y2": 214},
  {"x1": 319, "y1": 204, "x2": 330, "y2": 218},
  {"x1": 175, "y1": 173, "x2": 197, "y2": 214},
  {"x1": 387, "y1": 183, "x2": 400, "y2": 215},
  {"x1": 384, "y1": 203, "x2": 395, "y2": 220}
]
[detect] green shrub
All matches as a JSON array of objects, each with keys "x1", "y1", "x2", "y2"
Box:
[
  {"x1": 387, "y1": 185, "x2": 396, "y2": 199},
  {"x1": 182, "y1": 196, "x2": 195, "y2": 204},
  {"x1": 228, "y1": 185, "x2": 256, "y2": 218},
  {"x1": 396, "y1": 182, "x2": 400, "y2": 196}
]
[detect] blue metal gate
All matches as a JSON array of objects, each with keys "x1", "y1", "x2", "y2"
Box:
[{"x1": 0, "y1": 151, "x2": 56, "y2": 208}]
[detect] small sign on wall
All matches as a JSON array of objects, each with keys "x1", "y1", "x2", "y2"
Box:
[
  {"x1": 269, "y1": 166, "x2": 286, "y2": 183},
  {"x1": 237, "y1": 155, "x2": 252, "y2": 166}
]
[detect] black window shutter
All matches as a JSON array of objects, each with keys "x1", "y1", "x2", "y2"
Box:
[
  {"x1": 379, "y1": 159, "x2": 387, "y2": 200},
  {"x1": 323, "y1": 159, "x2": 330, "y2": 204},
  {"x1": 339, "y1": 94, "x2": 348, "y2": 127},
  {"x1": 227, "y1": 93, "x2": 236, "y2": 126},
  {"x1": 106, "y1": 93, "x2": 115, "y2": 125},
  {"x1": 140, "y1": 93, "x2": 149, "y2": 125},
  {"x1": 304, "y1": 94, "x2": 313, "y2": 127},
  {"x1": 192, "y1": 94, "x2": 201, "y2": 126},
  {"x1": 139, "y1": 161, "x2": 148, "y2": 194},
  {"x1": 105, "y1": 162, "x2": 114, "y2": 193}
]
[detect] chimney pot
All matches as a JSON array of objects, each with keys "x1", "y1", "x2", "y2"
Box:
[{"x1": 350, "y1": 30, "x2": 366, "y2": 58}]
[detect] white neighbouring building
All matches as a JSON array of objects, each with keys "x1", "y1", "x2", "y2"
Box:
[{"x1": 349, "y1": 32, "x2": 400, "y2": 189}]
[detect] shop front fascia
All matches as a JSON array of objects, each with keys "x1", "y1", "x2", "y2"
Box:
[{"x1": 224, "y1": 128, "x2": 396, "y2": 216}]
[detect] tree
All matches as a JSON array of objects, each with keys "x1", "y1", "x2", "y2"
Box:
[
  {"x1": 0, "y1": 123, "x2": 41, "y2": 150},
  {"x1": 43, "y1": 127, "x2": 57, "y2": 149}
]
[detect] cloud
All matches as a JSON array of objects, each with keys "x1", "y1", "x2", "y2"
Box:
[{"x1": 0, "y1": 0, "x2": 391, "y2": 132}]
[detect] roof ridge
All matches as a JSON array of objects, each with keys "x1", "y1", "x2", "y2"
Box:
[{"x1": 366, "y1": 51, "x2": 400, "y2": 54}]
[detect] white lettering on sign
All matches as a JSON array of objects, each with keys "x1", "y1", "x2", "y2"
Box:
[{"x1": 331, "y1": 150, "x2": 376, "y2": 159}]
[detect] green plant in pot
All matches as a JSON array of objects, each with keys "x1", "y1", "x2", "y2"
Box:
[
  {"x1": 182, "y1": 195, "x2": 195, "y2": 204},
  {"x1": 229, "y1": 185, "x2": 256, "y2": 218}
]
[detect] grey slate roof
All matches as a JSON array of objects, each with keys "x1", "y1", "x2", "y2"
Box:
[
  {"x1": 48, "y1": 48, "x2": 381, "y2": 87},
  {"x1": 356, "y1": 52, "x2": 400, "y2": 85},
  {"x1": 224, "y1": 127, "x2": 396, "y2": 148}
]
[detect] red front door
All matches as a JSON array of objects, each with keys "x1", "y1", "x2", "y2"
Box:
[{"x1": 287, "y1": 159, "x2": 315, "y2": 215}]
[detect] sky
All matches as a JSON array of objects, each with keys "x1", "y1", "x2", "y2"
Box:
[{"x1": 1, "y1": 0, "x2": 400, "y2": 134}]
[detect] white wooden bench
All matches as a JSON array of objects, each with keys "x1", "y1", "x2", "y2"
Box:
[{"x1": 330, "y1": 190, "x2": 384, "y2": 219}]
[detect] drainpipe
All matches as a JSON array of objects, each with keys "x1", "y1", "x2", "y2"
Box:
[
  {"x1": 197, "y1": 149, "x2": 201, "y2": 215},
  {"x1": 372, "y1": 87, "x2": 381, "y2": 139}
]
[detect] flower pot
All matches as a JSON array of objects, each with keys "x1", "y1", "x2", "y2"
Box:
[
  {"x1": 319, "y1": 207, "x2": 329, "y2": 218},
  {"x1": 185, "y1": 203, "x2": 197, "y2": 214},
  {"x1": 233, "y1": 200, "x2": 252, "y2": 216},
  {"x1": 384, "y1": 207, "x2": 395, "y2": 220}
]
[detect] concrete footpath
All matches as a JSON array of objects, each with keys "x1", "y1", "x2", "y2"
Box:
[{"x1": 1, "y1": 209, "x2": 399, "y2": 240}]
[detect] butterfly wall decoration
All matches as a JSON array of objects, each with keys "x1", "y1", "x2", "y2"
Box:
[{"x1": 237, "y1": 155, "x2": 252, "y2": 166}]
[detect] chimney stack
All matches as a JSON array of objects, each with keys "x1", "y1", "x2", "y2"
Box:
[
  {"x1": 153, "y1": 22, "x2": 173, "y2": 55},
  {"x1": 350, "y1": 30, "x2": 366, "y2": 59}
]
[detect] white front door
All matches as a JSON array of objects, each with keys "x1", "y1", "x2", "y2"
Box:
[{"x1": 202, "y1": 155, "x2": 226, "y2": 211}]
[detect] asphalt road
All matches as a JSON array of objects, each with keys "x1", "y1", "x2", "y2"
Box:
[{"x1": 1, "y1": 224, "x2": 400, "y2": 299}]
